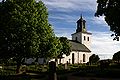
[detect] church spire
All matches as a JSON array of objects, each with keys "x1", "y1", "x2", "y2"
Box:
[
  {"x1": 80, "y1": 14, "x2": 83, "y2": 20},
  {"x1": 76, "y1": 15, "x2": 87, "y2": 33}
]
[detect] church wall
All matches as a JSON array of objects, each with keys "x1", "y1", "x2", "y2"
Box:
[
  {"x1": 72, "y1": 32, "x2": 91, "y2": 50},
  {"x1": 80, "y1": 52, "x2": 92, "y2": 63},
  {"x1": 59, "y1": 51, "x2": 92, "y2": 64},
  {"x1": 81, "y1": 33, "x2": 91, "y2": 49}
]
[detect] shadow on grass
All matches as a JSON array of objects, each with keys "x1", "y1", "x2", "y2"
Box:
[
  {"x1": 72, "y1": 69, "x2": 120, "y2": 79},
  {"x1": 0, "y1": 73, "x2": 46, "y2": 80}
]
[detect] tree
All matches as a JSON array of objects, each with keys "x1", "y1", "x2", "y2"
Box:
[
  {"x1": 95, "y1": 0, "x2": 120, "y2": 40},
  {"x1": 113, "y1": 51, "x2": 120, "y2": 63},
  {"x1": 57, "y1": 37, "x2": 71, "y2": 64},
  {"x1": 0, "y1": 0, "x2": 61, "y2": 73},
  {"x1": 89, "y1": 54, "x2": 100, "y2": 64}
]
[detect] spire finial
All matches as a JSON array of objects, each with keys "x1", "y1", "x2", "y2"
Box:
[
  {"x1": 81, "y1": 14, "x2": 82, "y2": 18},
  {"x1": 80, "y1": 14, "x2": 83, "y2": 20}
]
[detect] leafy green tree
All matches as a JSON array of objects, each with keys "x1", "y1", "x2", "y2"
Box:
[
  {"x1": 89, "y1": 54, "x2": 100, "y2": 64},
  {"x1": 113, "y1": 51, "x2": 120, "y2": 63},
  {"x1": 57, "y1": 37, "x2": 71, "y2": 64},
  {"x1": 95, "y1": 0, "x2": 120, "y2": 40},
  {"x1": 0, "y1": 0, "x2": 61, "y2": 73}
]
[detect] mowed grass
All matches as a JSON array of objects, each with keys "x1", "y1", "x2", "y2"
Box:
[{"x1": 0, "y1": 64, "x2": 120, "y2": 80}]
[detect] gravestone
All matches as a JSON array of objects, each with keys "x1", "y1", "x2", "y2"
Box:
[
  {"x1": 49, "y1": 61, "x2": 57, "y2": 80},
  {"x1": 64, "y1": 61, "x2": 68, "y2": 69}
]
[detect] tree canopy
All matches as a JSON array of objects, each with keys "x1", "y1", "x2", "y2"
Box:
[
  {"x1": 113, "y1": 51, "x2": 120, "y2": 63},
  {"x1": 95, "y1": 0, "x2": 120, "y2": 40},
  {"x1": 0, "y1": 0, "x2": 61, "y2": 72},
  {"x1": 57, "y1": 37, "x2": 71, "y2": 63},
  {"x1": 59, "y1": 37, "x2": 71, "y2": 56},
  {"x1": 89, "y1": 54, "x2": 100, "y2": 64}
]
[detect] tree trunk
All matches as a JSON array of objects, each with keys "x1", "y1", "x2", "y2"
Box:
[{"x1": 55, "y1": 58, "x2": 58, "y2": 67}]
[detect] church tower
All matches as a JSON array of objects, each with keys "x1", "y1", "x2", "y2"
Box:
[{"x1": 72, "y1": 15, "x2": 92, "y2": 49}]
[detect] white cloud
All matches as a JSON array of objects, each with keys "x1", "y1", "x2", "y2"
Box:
[
  {"x1": 92, "y1": 16, "x2": 108, "y2": 26},
  {"x1": 49, "y1": 14, "x2": 77, "y2": 23},
  {"x1": 91, "y1": 31, "x2": 120, "y2": 59},
  {"x1": 86, "y1": 16, "x2": 108, "y2": 29},
  {"x1": 43, "y1": 0, "x2": 97, "y2": 12},
  {"x1": 54, "y1": 28, "x2": 73, "y2": 39}
]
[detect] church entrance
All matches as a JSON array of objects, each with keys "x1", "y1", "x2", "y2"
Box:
[{"x1": 72, "y1": 53, "x2": 74, "y2": 64}]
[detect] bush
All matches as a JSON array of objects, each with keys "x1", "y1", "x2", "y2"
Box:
[
  {"x1": 57, "y1": 64, "x2": 64, "y2": 70},
  {"x1": 99, "y1": 60, "x2": 110, "y2": 69}
]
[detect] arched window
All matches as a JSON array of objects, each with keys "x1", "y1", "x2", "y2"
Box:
[
  {"x1": 87, "y1": 37, "x2": 89, "y2": 41},
  {"x1": 83, "y1": 54, "x2": 85, "y2": 62},
  {"x1": 84, "y1": 36, "x2": 86, "y2": 40},
  {"x1": 72, "y1": 53, "x2": 74, "y2": 64}
]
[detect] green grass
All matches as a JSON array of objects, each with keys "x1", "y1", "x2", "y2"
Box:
[{"x1": 0, "y1": 63, "x2": 120, "y2": 80}]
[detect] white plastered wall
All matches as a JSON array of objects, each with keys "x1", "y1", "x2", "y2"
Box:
[
  {"x1": 81, "y1": 33, "x2": 91, "y2": 49},
  {"x1": 72, "y1": 32, "x2": 91, "y2": 49},
  {"x1": 58, "y1": 51, "x2": 92, "y2": 64}
]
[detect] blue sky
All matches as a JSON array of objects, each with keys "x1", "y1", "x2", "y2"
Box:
[{"x1": 43, "y1": 0, "x2": 120, "y2": 59}]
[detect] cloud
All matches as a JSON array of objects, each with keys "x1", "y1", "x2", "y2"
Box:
[
  {"x1": 43, "y1": 0, "x2": 97, "y2": 12},
  {"x1": 98, "y1": 54, "x2": 113, "y2": 59},
  {"x1": 91, "y1": 31, "x2": 120, "y2": 59},
  {"x1": 91, "y1": 16, "x2": 108, "y2": 27},
  {"x1": 54, "y1": 27, "x2": 73, "y2": 39}
]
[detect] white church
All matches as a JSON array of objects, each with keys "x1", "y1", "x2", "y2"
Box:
[{"x1": 57, "y1": 16, "x2": 92, "y2": 64}]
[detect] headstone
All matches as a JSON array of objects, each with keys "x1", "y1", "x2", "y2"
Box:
[
  {"x1": 25, "y1": 58, "x2": 34, "y2": 64},
  {"x1": 64, "y1": 61, "x2": 68, "y2": 69},
  {"x1": 38, "y1": 58, "x2": 44, "y2": 64},
  {"x1": 49, "y1": 61, "x2": 57, "y2": 80},
  {"x1": 64, "y1": 63, "x2": 68, "y2": 69}
]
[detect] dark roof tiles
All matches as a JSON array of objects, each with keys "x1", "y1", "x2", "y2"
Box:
[{"x1": 69, "y1": 40, "x2": 91, "y2": 52}]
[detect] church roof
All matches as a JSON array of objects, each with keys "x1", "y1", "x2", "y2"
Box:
[
  {"x1": 71, "y1": 31, "x2": 92, "y2": 35},
  {"x1": 69, "y1": 40, "x2": 91, "y2": 52}
]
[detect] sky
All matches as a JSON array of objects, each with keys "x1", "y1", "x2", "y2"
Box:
[
  {"x1": 42, "y1": 0, "x2": 120, "y2": 59},
  {"x1": 0, "y1": 0, "x2": 120, "y2": 59}
]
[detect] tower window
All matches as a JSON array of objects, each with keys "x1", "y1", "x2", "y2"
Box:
[
  {"x1": 88, "y1": 37, "x2": 89, "y2": 41},
  {"x1": 84, "y1": 36, "x2": 86, "y2": 40}
]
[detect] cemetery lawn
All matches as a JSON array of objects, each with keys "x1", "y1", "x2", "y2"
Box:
[{"x1": 0, "y1": 64, "x2": 120, "y2": 80}]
